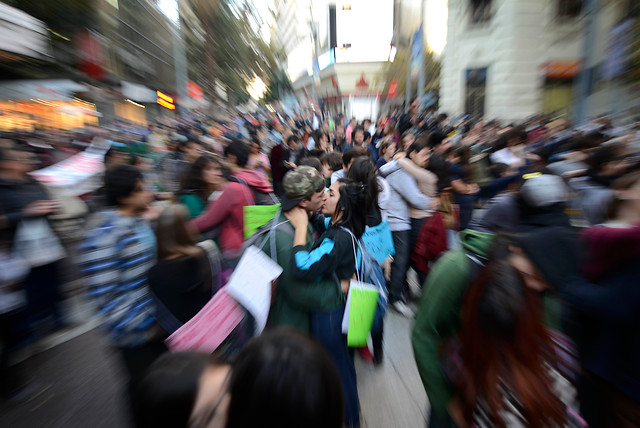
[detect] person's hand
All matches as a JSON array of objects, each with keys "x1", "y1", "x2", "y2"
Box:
[
  {"x1": 467, "y1": 183, "x2": 480, "y2": 194},
  {"x1": 447, "y1": 399, "x2": 468, "y2": 428},
  {"x1": 285, "y1": 206, "x2": 308, "y2": 230},
  {"x1": 23, "y1": 200, "x2": 59, "y2": 217},
  {"x1": 427, "y1": 197, "x2": 440, "y2": 211},
  {"x1": 340, "y1": 278, "x2": 351, "y2": 295},
  {"x1": 142, "y1": 204, "x2": 164, "y2": 221}
]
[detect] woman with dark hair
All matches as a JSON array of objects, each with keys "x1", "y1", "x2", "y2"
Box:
[
  {"x1": 246, "y1": 139, "x2": 271, "y2": 178},
  {"x1": 347, "y1": 157, "x2": 388, "y2": 364},
  {"x1": 376, "y1": 137, "x2": 396, "y2": 169},
  {"x1": 315, "y1": 131, "x2": 332, "y2": 152},
  {"x1": 148, "y1": 204, "x2": 218, "y2": 334},
  {"x1": 132, "y1": 352, "x2": 230, "y2": 428},
  {"x1": 133, "y1": 330, "x2": 344, "y2": 428},
  {"x1": 452, "y1": 254, "x2": 576, "y2": 428},
  {"x1": 287, "y1": 178, "x2": 369, "y2": 427},
  {"x1": 179, "y1": 155, "x2": 224, "y2": 219},
  {"x1": 226, "y1": 330, "x2": 344, "y2": 428},
  {"x1": 347, "y1": 157, "x2": 382, "y2": 225},
  {"x1": 561, "y1": 171, "x2": 640, "y2": 427}
]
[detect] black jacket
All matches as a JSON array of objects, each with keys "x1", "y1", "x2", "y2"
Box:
[{"x1": 0, "y1": 176, "x2": 51, "y2": 241}]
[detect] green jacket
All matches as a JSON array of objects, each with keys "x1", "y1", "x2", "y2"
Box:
[
  {"x1": 180, "y1": 194, "x2": 206, "y2": 219},
  {"x1": 411, "y1": 229, "x2": 494, "y2": 419},
  {"x1": 260, "y1": 213, "x2": 344, "y2": 334}
]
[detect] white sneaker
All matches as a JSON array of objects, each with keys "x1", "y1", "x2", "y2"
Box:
[{"x1": 391, "y1": 301, "x2": 415, "y2": 318}]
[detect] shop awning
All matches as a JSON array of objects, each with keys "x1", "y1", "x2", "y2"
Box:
[
  {"x1": 0, "y1": 3, "x2": 52, "y2": 60},
  {"x1": 0, "y1": 79, "x2": 87, "y2": 101}
]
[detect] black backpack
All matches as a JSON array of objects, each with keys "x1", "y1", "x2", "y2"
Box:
[{"x1": 230, "y1": 176, "x2": 279, "y2": 205}]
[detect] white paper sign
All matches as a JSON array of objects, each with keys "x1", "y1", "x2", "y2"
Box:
[{"x1": 225, "y1": 246, "x2": 283, "y2": 333}]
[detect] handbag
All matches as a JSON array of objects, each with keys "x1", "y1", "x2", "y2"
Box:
[
  {"x1": 439, "y1": 190, "x2": 460, "y2": 230},
  {"x1": 13, "y1": 218, "x2": 66, "y2": 267}
]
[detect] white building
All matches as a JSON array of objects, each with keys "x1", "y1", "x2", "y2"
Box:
[{"x1": 440, "y1": 0, "x2": 639, "y2": 121}]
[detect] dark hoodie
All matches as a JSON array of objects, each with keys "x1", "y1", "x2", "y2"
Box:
[
  {"x1": 562, "y1": 225, "x2": 640, "y2": 402},
  {"x1": 190, "y1": 170, "x2": 273, "y2": 254},
  {"x1": 515, "y1": 226, "x2": 580, "y2": 331},
  {"x1": 0, "y1": 176, "x2": 51, "y2": 241}
]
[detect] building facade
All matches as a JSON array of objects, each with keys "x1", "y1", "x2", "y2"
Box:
[
  {"x1": 440, "y1": 0, "x2": 640, "y2": 121},
  {"x1": 273, "y1": 0, "x2": 398, "y2": 119}
]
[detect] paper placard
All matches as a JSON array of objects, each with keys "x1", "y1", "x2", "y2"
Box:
[
  {"x1": 165, "y1": 288, "x2": 245, "y2": 353},
  {"x1": 361, "y1": 220, "x2": 395, "y2": 264},
  {"x1": 225, "y1": 246, "x2": 283, "y2": 333},
  {"x1": 243, "y1": 205, "x2": 281, "y2": 239},
  {"x1": 341, "y1": 280, "x2": 380, "y2": 347}
]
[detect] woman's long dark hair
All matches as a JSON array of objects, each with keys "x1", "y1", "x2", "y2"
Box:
[
  {"x1": 428, "y1": 152, "x2": 451, "y2": 191},
  {"x1": 456, "y1": 235, "x2": 565, "y2": 428},
  {"x1": 226, "y1": 330, "x2": 344, "y2": 428},
  {"x1": 180, "y1": 154, "x2": 219, "y2": 202},
  {"x1": 334, "y1": 178, "x2": 369, "y2": 239},
  {"x1": 347, "y1": 157, "x2": 380, "y2": 217}
]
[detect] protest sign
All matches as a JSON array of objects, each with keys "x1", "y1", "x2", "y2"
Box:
[
  {"x1": 243, "y1": 204, "x2": 280, "y2": 239},
  {"x1": 341, "y1": 280, "x2": 380, "y2": 347},
  {"x1": 361, "y1": 220, "x2": 395, "y2": 264}
]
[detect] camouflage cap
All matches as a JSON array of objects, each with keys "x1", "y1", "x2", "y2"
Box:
[{"x1": 281, "y1": 166, "x2": 325, "y2": 211}]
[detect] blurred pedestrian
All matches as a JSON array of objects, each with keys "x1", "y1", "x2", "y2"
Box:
[
  {"x1": 148, "y1": 204, "x2": 220, "y2": 335},
  {"x1": 179, "y1": 155, "x2": 225, "y2": 219},
  {"x1": 450, "y1": 247, "x2": 581, "y2": 427},
  {"x1": 0, "y1": 144, "x2": 65, "y2": 334},
  {"x1": 562, "y1": 171, "x2": 640, "y2": 427},
  {"x1": 379, "y1": 139, "x2": 437, "y2": 316},
  {"x1": 190, "y1": 140, "x2": 273, "y2": 269},
  {"x1": 80, "y1": 164, "x2": 166, "y2": 400},
  {"x1": 246, "y1": 139, "x2": 271, "y2": 178}
]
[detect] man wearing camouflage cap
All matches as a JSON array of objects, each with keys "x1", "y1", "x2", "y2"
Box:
[{"x1": 260, "y1": 166, "x2": 344, "y2": 333}]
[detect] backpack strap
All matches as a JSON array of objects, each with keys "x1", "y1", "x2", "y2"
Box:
[
  {"x1": 229, "y1": 176, "x2": 256, "y2": 204},
  {"x1": 465, "y1": 250, "x2": 487, "y2": 282}
]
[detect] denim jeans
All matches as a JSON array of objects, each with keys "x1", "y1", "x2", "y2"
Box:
[
  {"x1": 409, "y1": 217, "x2": 428, "y2": 287},
  {"x1": 311, "y1": 305, "x2": 360, "y2": 427},
  {"x1": 428, "y1": 408, "x2": 458, "y2": 428},
  {"x1": 389, "y1": 230, "x2": 410, "y2": 304}
]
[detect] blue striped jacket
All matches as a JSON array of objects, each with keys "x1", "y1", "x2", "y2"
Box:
[{"x1": 79, "y1": 210, "x2": 157, "y2": 347}]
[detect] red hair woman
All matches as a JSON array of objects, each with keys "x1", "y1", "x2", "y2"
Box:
[{"x1": 447, "y1": 235, "x2": 584, "y2": 428}]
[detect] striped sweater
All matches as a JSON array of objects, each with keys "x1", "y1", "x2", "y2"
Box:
[{"x1": 79, "y1": 210, "x2": 158, "y2": 347}]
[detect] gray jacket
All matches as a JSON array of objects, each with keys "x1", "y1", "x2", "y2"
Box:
[{"x1": 379, "y1": 160, "x2": 430, "y2": 231}]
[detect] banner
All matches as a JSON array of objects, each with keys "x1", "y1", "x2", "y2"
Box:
[
  {"x1": 410, "y1": 24, "x2": 423, "y2": 82},
  {"x1": 30, "y1": 138, "x2": 111, "y2": 196}
]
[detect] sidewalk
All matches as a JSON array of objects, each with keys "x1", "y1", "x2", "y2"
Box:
[{"x1": 1, "y1": 294, "x2": 429, "y2": 428}]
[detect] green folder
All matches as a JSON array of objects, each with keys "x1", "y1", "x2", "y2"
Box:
[
  {"x1": 346, "y1": 282, "x2": 380, "y2": 347},
  {"x1": 243, "y1": 204, "x2": 281, "y2": 239}
]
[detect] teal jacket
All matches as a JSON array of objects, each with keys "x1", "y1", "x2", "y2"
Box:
[{"x1": 260, "y1": 212, "x2": 344, "y2": 334}]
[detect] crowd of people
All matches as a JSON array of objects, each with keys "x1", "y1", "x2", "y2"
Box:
[{"x1": 0, "y1": 102, "x2": 639, "y2": 427}]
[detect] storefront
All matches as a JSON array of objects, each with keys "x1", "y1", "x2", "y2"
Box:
[{"x1": 0, "y1": 80, "x2": 99, "y2": 131}]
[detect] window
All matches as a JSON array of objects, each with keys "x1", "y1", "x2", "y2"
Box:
[
  {"x1": 469, "y1": 0, "x2": 492, "y2": 24},
  {"x1": 465, "y1": 68, "x2": 487, "y2": 118},
  {"x1": 557, "y1": 0, "x2": 583, "y2": 18}
]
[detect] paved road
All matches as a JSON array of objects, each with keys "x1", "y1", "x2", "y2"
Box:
[{"x1": 0, "y1": 301, "x2": 428, "y2": 428}]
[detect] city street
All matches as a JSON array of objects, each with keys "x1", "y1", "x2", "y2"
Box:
[{"x1": 0, "y1": 297, "x2": 428, "y2": 428}]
